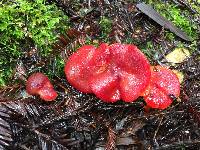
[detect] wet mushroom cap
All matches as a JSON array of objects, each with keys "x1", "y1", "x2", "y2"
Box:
[
  {"x1": 64, "y1": 45, "x2": 97, "y2": 93},
  {"x1": 26, "y1": 73, "x2": 58, "y2": 101},
  {"x1": 65, "y1": 43, "x2": 151, "y2": 102},
  {"x1": 142, "y1": 66, "x2": 180, "y2": 109}
]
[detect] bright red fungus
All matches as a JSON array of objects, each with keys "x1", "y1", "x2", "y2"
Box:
[
  {"x1": 64, "y1": 45, "x2": 96, "y2": 93},
  {"x1": 142, "y1": 66, "x2": 180, "y2": 109},
  {"x1": 65, "y1": 43, "x2": 151, "y2": 103},
  {"x1": 26, "y1": 73, "x2": 58, "y2": 101}
]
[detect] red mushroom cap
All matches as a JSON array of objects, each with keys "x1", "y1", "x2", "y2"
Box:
[
  {"x1": 142, "y1": 66, "x2": 180, "y2": 109},
  {"x1": 65, "y1": 43, "x2": 151, "y2": 103},
  {"x1": 109, "y1": 44, "x2": 151, "y2": 102},
  {"x1": 26, "y1": 73, "x2": 57, "y2": 101},
  {"x1": 64, "y1": 45, "x2": 97, "y2": 93}
]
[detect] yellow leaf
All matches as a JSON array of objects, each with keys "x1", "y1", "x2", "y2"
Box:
[{"x1": 166, "y1": 48, "x2": 190, "y2": 65}]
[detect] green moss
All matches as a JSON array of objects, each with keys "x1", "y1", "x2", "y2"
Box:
[
  {"x1": 188, "y1": 0, "x2": 200, "y2": 14},
  {"x1": 140, "y1": 41, "x2": 157, "y2": 61},
  {"x1": 100, "y1": 17, "x2": 112, "y2": 33},
  {"x1": 146, "y1": 0, "x2": 198, "y2": 40},
  {"x1": 0, "y1": 68, "x2": 13, "y2": 87},
  {"x1": 0, "y1": 0, "x2": 69, "y2": 87},
  {"x1": 99, "y1": 16, "x2": 112, "y2": 42}
]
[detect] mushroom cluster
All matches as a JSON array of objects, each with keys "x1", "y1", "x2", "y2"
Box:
[
  {"x1": 65, "y1": 43, "x2": 151, "y2": 103},
  {"x1": 64, "y1": 43, "x2": 180, "y2": 109},
  {"x1": 26, "y1": 43, "x2": 180, "y2": 109}
]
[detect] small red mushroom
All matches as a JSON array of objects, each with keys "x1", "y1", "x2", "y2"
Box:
[
  {"x1": 65, "y1": 43, "x2": 151, "y2": 103},
  {"x1": 142, "y1": 66, "x2": 180, "y2": 109},
  {"x1": 26, "y1": 73, "x2": 58, "y2": 101}
]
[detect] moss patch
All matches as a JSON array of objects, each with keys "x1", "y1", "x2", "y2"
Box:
[{"x1": 0, "y1": 0, "x2": 69, "y2": 86}]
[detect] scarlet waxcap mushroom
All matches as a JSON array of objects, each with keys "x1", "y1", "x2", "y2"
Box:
[
  {"x1": 64, "y1": 43, "x2": 151, "y2": 103},
  {"x1": 64, "y1": 45, "x2": 97, "y2": 93},
  {"x1": 26, "y1": 73, "x2": 58, "y2": 101},
  {"x1": 109, "y1": 44, "x2": 151, "y2": 102},
  {"x1": 142, "y1": 66, "x2": 180, "y2": 109}
]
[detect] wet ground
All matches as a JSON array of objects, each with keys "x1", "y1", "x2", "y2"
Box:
[{"x1": 0, "y1": 0, "x2": 200, "y2": 149}]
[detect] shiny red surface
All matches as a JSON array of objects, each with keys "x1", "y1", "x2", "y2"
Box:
[
  {"x1": 142, "y1": 66, "x2": 180, "y2": 109},
  {"x1": 26, "y1": 73, "x2": 57, "y2": 101},
  {"x1": 65, "y1": 43, "x2": 151, "y2": 102}
]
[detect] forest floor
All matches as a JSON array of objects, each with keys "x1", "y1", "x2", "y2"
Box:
[{"x1": 0, "y1": 0, "x2": 200, "y2": 149}]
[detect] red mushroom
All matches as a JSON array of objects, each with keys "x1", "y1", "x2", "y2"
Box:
[
  {"x1": 26, "y1": 73, "x2": 58, "y2": 101},
  {"x1": 142, "y1": 66, "x2": 180, "y2": 109},
  {"x1": 64, "y1": 45, "x2": 97, "y2": 93},
  {"x1": 65, "y1": 43, "x2": 151, "y2": 102}
]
